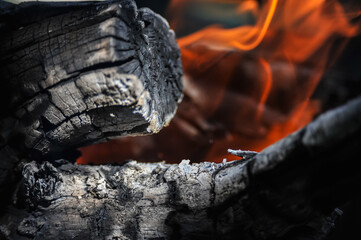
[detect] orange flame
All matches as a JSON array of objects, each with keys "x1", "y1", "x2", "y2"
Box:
[
  {"x1": 176, "y1": 0, "x2": 278, "y2": 51},
  {"x1": 78, "y1": 0, "x2": 360, "y2": 165}
]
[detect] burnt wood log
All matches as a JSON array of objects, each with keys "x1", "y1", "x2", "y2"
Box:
[
  {"x1": 0, "y1": 0, "x2": 183, "y2": 160},
  {"x1": 0, "y1": 0, "x2": 183, "y2": 223},
  {"x1": 0, "y1": 95, "x2": 360, "y2": 240},
  {"x1": 1, "y1": 1, "x2": 361, "y2": 240}
]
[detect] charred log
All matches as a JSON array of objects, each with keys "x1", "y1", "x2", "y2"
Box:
[
  {"x1": 0, "y1": 0, "x2": 183, "y2": 160},
  {"x1": 0, "y1": 0, "x2": 183, "y2": 222},
  {"x1": 0, "y1": 95, "x2": 360, "y2": 240}
]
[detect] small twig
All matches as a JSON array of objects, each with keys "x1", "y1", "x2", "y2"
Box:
[{"x1": 227, "y1": 149, "x2": 258, "y2": 160}]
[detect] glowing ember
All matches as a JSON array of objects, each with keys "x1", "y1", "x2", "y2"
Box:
[{"x1": 78, "y1": 0, "x2": 360, "y2": 165}]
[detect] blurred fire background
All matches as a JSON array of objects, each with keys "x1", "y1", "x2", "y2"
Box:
[
  {"x1": 79, "y1": 0, "x2": 361, "y2": 165},
  {"x1": 78, "y1": 1, "x2": 361, "y2": 239}
]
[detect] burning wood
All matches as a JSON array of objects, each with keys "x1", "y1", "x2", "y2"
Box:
[
  {"x1": 0, "y1": 0, "x2": 361, "y2": 239},
  {"x1": 79, "y1": 0, "x2": 361, "y2": 164},
  {"x1": 1, "y1": 95, "x2": 360, "y2": 239}
]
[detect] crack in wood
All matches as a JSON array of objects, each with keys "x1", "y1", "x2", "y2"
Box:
[{"x1": 0, "y1": 0, "x2": 183, "y2": 160}]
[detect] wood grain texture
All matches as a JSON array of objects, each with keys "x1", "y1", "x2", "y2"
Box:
[{"x1": 0, "y1": 0, "x2": 183, "y2": 159}]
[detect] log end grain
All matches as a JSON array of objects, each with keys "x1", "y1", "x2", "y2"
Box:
[{"x1": 0, "y1": 0, "x2": 183, "y2": 160}]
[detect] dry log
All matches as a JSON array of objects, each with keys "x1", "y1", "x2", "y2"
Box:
[
  {"x1": 0, "y1": 0, "x2": 183, "y2": 160},
  {"x1": 0, "y1": 95, "x2": 360, "y2": 240}
]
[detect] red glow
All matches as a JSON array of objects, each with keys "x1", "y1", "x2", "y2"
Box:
[{"x1": 78, "y1": 0, "x2": 360, "y2": 165}]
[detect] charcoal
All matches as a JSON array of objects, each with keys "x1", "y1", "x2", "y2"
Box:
[{"x1": 0, "y1": 0, "x2": 183, "y2": 159}]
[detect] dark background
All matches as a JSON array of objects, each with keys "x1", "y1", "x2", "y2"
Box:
[{"x1": 135, "y1": 0, "x2": 170, "y2": 16}]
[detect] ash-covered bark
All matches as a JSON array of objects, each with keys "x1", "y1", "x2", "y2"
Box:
[
  {"x1": 0, "y1": 0, "x2": 183, "y2": 159},
  {"x1": 0, "y1": 96, "x2": 360, "y2": 240}
]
